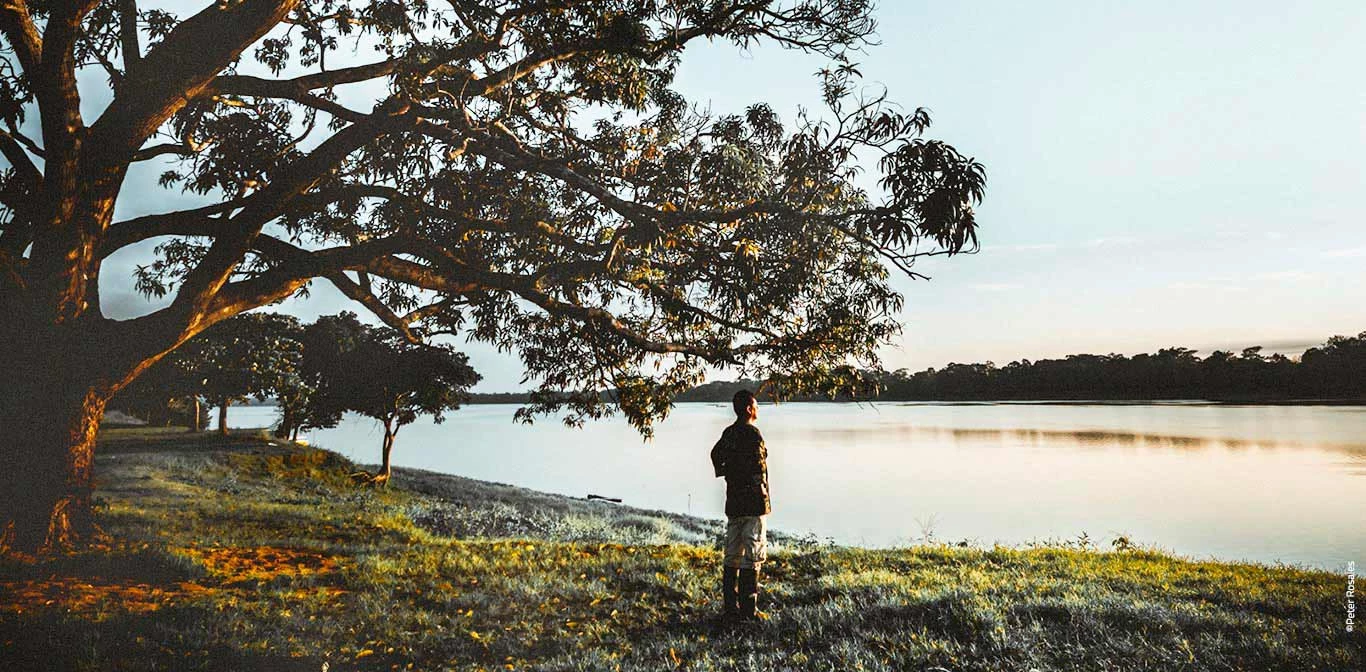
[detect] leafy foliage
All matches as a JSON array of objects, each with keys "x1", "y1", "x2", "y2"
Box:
[
  {"x1": 305, "y1": 312, "x2": 480, "y2": 427},
  {"x1": 110, "y1": 313, "x2": 306, "y2": 428},
  {"x1": 1, "y1": 1, "x2": 985, "y2": 439},
  {"x1": 302, "y1": 312, "x2": 480, "y2": 477},
  {"x1": 190, "y1": 313, "x2": 306, "y2": 408}
]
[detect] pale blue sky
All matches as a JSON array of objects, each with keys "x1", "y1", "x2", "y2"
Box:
[
  {"x1": 98, "y1": 1, "x2": 1366, "y2": 390},
  {"x1": 666, "y1": 1, "x2": 1366, "y2": 376}
]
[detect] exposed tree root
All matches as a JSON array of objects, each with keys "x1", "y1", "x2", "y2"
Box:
[{"x1": 348, "y1": 470, "x2": 390, "y2": 488}]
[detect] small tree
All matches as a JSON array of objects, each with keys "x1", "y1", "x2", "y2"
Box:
[
  {"x1": 289, "y1": 312, "x2": 365, "y2": 440},
  {"x1": 307, "y1": 313, "x2": 479, "y2": 486}
]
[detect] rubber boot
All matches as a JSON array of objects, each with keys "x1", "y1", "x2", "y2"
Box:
[
  {"x1": 738, "y1": 567, "x2": 763, "y2": 620},
  {"x1": 721, "y1": 566, "x2": 740, "y2": 618}
]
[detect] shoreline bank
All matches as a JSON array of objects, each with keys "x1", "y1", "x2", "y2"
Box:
[{"x1": 3, "y1": 428, "x2": 1354, "y2": 671}]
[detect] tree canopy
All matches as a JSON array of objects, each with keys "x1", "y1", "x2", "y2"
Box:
[
  {"x1": 0, "y1": 1, "x2": 984, "y2": 551},
  {"x1": 2, "y1": 0, "x2": 982, "y2": 424},
  {"x1": 188, "y1": 312, "x2": 304, "y2": 431}
]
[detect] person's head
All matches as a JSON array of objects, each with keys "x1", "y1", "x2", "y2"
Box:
[{"x1": 732, "y1": 389, "x2": 758, "y2": 422}]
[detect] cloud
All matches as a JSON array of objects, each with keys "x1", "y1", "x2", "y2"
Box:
[
  {"x1": 1083, "y1": 236, "x2": 1141, "y2": 248},
  {"x1": 994, "y1": 243, "x2": 1059, "y2": 254},
  {"x1": 1165, "y1": 281, "x2": 1247, "y2": 292},
  {"x1": 1253, "y1": 270, "x2": 1316, "y2": 282},
  {"x1": 969, "y1": 282, "x2": 1022, "y2": 292},
  {"x1": 99, "y1": 287, "x2": 170, "y2": 320},
  {"x1": 1323, "y1": 246, "x2": 1366, "y2": 258},
  {"x1": 1201, "y1": 338, "x2": 1328, "y2": 357}
]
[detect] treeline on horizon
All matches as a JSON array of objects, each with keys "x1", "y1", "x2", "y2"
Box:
[{"x1": 472, "y1": 331, "x2": 1366, "y2": 404}]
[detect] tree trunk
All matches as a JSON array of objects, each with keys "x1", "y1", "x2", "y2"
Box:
[
  {"x1": 217, "y1": 401, "x2": 230, "y2": 436},
  {"x1": 0, "y1": 378, "x2": 108, "y2": 555},
  {"x1": 275, "y1": 404, "x2": 296, "y2": 440},
  {"x1": 190, "y1": 397, "x2": 203, "y2": 433},
  {"x1": 378, "y1": 422, "x2": 396, "y2": 487},
  {"x1": 0, "y1": 308, "x2": 228, "y2": 552}
]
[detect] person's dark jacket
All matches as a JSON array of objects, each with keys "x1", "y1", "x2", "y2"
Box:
[{"x1": 710, "y1": 421, "x2": 770, "y2": 517}]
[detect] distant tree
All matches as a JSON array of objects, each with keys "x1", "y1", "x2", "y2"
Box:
[
  {"x1": 108, "y1": 313, "x2": 304, "y2": 433},
  {"x1": 0, "y1": 1, "x2": 984, "y2": 552},
  {"x1": 1301, "y1": 332, "x2": 1366, "y2": 398},
  {"x1": 259, "y1": 317, "x2": 312, "y2": 441},
  {"x1": 109, "y1": 357, "x2": 204, "y2": 430},
  {"x1": 188, "y1": 313, "x2": 304, "y2": 436},
  {"x1": 306, "y1": 313, "x2": 479, "y2": 486},
  {"x1": 1200, "y1": 350, "x2": 1236, "y2": 397},
  {"x1": 818, "y1": 333, "x2": 1366, "y2": 402},
  {"x1": 271, "y1": 368, "x2": 315, "y2": 442},
  {"x1": 290, "y1": 313, "x2": 367, "y2": 439}
]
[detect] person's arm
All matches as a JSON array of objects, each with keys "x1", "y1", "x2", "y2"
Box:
[{"x1": 710, "y1": 429, "x2": 729, "y2": 478}]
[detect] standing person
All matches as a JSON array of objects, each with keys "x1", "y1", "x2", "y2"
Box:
[{"x1": 710, "y1": 389, "x2": 770, "y2": 621}]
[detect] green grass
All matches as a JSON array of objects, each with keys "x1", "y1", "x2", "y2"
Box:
[{"x1": 1, "y1": 427, "x2": 1358, "y2": 671}]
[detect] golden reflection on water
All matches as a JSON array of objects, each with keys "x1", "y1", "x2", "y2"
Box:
[
  {"x1": 266, "y1": 402, "x2": 1366, "y2": 566},
  {"x1": 809, "y1": 424, "x2": 1366, "y2": 459}
]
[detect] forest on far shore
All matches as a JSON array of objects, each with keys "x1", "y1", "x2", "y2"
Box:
[{"x1": 472, "y1": 331, "x2": 1366, "y2": 404}]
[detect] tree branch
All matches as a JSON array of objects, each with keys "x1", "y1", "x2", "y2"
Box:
[
  {"x1": 513, "y1": 284, "x2": 747, "y2": 362},
  {"x1": 0, "y1": 126, "x2": 41, "y2": 187},
  {"x1": 221, "y1": 234, "x2": 480, "y2": 323},
  {"x1": 117, "y1": 0, "x2": 141, "y2": 72},
  {"x1": 130, "y1": 141, "x2": 200, "y2": 162},
  {"x1": 413, "y1": 115, "x2": 658, "y2": 231},
  {"x1": 0, "y1": 0, "x2": 41, "y2": 74},
  {"x1": 170, "y1": 119, "x2": 380, "y2": 319},
  {"x1": 99, "y1": 198, "x2": 251, "y2": 256},
  {"x1": 325, "y1": 270, "x2": 421, "y2": 343},
  {"x1": 401, "y1": 298, "x2": 455, "y2": 325},
  {"x1": 87, "y1": 0, "x2": 301, "y2": 164},
  {"x1": 211, "y1": 57, "x2": 407, "y2": 98}
]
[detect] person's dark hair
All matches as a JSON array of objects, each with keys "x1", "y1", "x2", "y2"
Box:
[{"x1": 732, "y1": 389, "x2": 756, "y2": 417}]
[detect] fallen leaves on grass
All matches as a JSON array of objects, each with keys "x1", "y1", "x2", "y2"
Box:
[
  {"x1": 0, "y1": 577, "x2": 212, "y2": 617},
  {"x1": 178, "y1": 545, "x2": 339, "y2": 585}
]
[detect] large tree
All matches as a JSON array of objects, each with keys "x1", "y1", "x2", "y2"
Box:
[{"x1": 0, "y1": 1, "x2": 984, "y2": 552}]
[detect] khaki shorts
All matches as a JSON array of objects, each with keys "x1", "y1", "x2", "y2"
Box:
[{"x1": 723, "y1": 515, "x2": 768, "y2": 569}]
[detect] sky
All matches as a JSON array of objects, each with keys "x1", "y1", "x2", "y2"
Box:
[{"x1": 94, "y1": 1, "x2": 1366, "y2": 391}]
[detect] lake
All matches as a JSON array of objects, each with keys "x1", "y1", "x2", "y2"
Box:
[{"x1": 219, "y1": 401, "x2": 1365, "y2": 570}]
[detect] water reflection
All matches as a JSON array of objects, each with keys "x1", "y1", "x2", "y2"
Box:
[{"x1": 811, "y1": 424, "x2": 1366, "y2": 457}]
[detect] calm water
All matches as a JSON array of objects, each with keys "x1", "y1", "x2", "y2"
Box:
[{"x1": 221, "y1": 402, "x2": 1366, "y2": 569}]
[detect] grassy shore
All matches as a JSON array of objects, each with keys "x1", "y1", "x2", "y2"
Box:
[{"x1": 1, "y1": 429, "x2": 1358, "y2": 671}]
